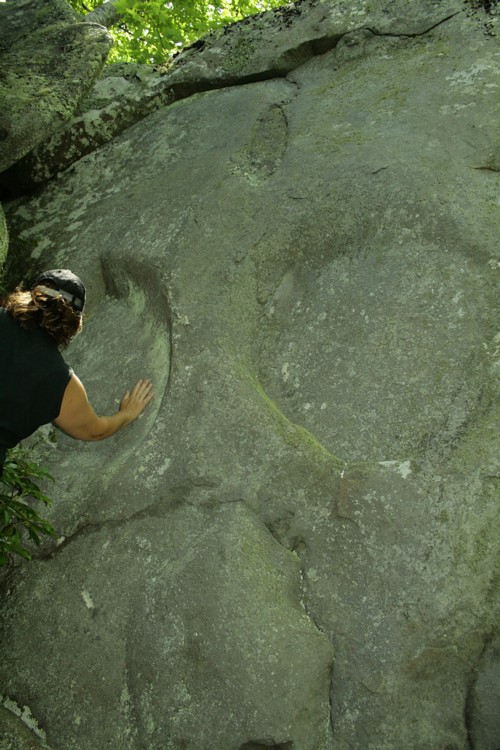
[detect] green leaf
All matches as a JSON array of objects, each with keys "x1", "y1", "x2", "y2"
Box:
[
  {"x1": 2, "y1": 539, "x2": 32, "y2": 560},
  {"x1": 0, "y1": 447, "x2": 57, "y2": 566},
  {"x1": 27, "y1": 528, "x2": 41, "y2": 545},
  {"x1": 66, "y1": 0, "x2": 285, "y2": 65}
]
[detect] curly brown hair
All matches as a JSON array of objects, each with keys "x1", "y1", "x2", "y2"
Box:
[{"x1": 2, "y1": 287, "x2": 82, "y2": 348}]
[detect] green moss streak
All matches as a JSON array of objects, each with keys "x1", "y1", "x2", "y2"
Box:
[
  {"x1": 233, "y1": 360, "x2": 346, "y2": 471},
  {"x1": 229, "y1": 353, "x2": 420, "y2": 479}
]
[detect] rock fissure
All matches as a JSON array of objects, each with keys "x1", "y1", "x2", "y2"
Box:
[
  {"x1": 34, "y1": 488, "x2": 200, "y2": 561},
  {"x1": 463, "y1": 632, "x2": 497, "y2": 750},
  {"x1": 0, "y1": 6, "x2": 465, "y2": 197},
  {"x1": 364, "y1": 10, "x2": 463, "y2": 38}
]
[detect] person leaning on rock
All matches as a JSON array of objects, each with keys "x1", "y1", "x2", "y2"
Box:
[{"x1": 0, "y1": 269, "x2": 153, "y2": 475}]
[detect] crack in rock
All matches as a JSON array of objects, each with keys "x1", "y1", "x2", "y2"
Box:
[{"x1": 0, "y1": 4, "x2": 463, "y2": 196}]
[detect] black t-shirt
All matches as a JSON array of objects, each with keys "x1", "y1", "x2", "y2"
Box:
[{"x1": 0, "y1": 307, "x2": 72, "y2": 471}]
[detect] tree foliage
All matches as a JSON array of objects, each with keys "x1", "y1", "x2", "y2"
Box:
[{"x1": 69, "y1": 0, "x2": 286, "y2": 64}]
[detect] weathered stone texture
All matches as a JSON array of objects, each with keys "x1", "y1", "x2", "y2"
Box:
[
  {"x1": 0, "y1": 0, "x2": 499, "y2": 749},
  {"x1": 4, "y1": 0, "x2": 492, "y2": 193},
  {"x1": 0, "y1": 504, "x2": 333, "y2": 750},
  {"x1": 0, "y1": 705, "x2": 51, "y2": 750},
  {"x1": 0, "y1": 0, "x2": 112, "y2": 174},
  {"x1": 1, "y1": 64, "x2": 174, "y2": 194}
]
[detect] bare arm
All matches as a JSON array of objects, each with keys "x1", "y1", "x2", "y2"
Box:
[{"x1": 54, "y1": 374, "x2": 154, "y2": 441}]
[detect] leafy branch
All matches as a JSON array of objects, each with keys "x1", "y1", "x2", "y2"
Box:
[
  {"x1": 0, "y1": 449, "x2": 56, "y2": 566},
  {"x1": 68, "y1": 0, "x2": 285, "y2": 64}
]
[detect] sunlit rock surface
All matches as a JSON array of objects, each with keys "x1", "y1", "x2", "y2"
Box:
[
  {"x1": 0, "y1": 0, "x2": 111, "y2": 174},
  {"x1": 0, "y1": 1, "x2": 499, "y2": 749}
]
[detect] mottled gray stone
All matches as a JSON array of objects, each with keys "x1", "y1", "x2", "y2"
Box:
[
  {"x1": 0, "y1": 1, "x2": 499, "y2": 749},
  {"x1": 0, "y1": 705, "x2": 52, "y2": 750},
  {"x1": 0, "y1": 0, "x2": 480, "y2": 192},
  {"x1": 0, "y1": 0, "x2": 112, "y2": 174},
  {"x1": 1, "y1": 64, "x2": 172, "y2": 193},
  {"x1": 0, "y1": 504, "x2": 333, "y2": 750}
]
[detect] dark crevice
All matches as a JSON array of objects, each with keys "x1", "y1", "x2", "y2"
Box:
[
  {"x1": 261, "y1": 516, "x2": 330, "y2": 640},
  {"x1": 4, "y1": 476, "x2": 222, "y2": 568},
  {"x1": 365, "y1": 11, "x2": 463, "y2": 38},
  {"x1": 463, "y1": 632, "x2": 495, "y2": 750},
  {"x1": 473, "y1": 165, "x2": 500, "y2": 172},
  {"x1": 465, "y1": 0, "x2": 500, "y2": 13},
  {"x1": 264, "y1": 514, "x2": 337, "y2": 741},
  {"x1": 262, "y1": 515, "x2": 303, "y2": 556},
  {"x1": 33, "y1": 477, "x2": 219, "y2": 561},
  {"x1": 328, "y1": 676, "x2": 338, "y2": 749},
  {"x1": 166, "y1": 11, "x2": 462, "y2": 98}
]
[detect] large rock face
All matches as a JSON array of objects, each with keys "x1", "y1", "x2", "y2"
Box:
[{"x1": 0, "y1": 1, "x2": 499, "y2": 749}]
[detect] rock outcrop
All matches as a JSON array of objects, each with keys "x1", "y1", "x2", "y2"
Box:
[
  {"x1": 0, "y1": 0, "x2": 111, "y2": 175},
  {"x1": 0, "y1": 1, "x2": 499, "y2": 749}
]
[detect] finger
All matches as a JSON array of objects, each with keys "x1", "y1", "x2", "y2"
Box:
[
  {"x1": 141, "y1": 388, "x2": 154, "y2": 405},
  {"x1": 130, "y1": 379, "x2": 146, "y2": 397},
  {"x1": 135, "y1": 379, "x2": 153, "y2": 398}
]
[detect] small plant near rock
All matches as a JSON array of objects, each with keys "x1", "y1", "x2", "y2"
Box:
[{"x1": 0, "y1": 449, "x2": 56, "y2": 566}]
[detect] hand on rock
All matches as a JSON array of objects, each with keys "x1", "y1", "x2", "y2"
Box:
[{"x1": 119, "y1": 379, "x2": 154, "y2": 422}]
